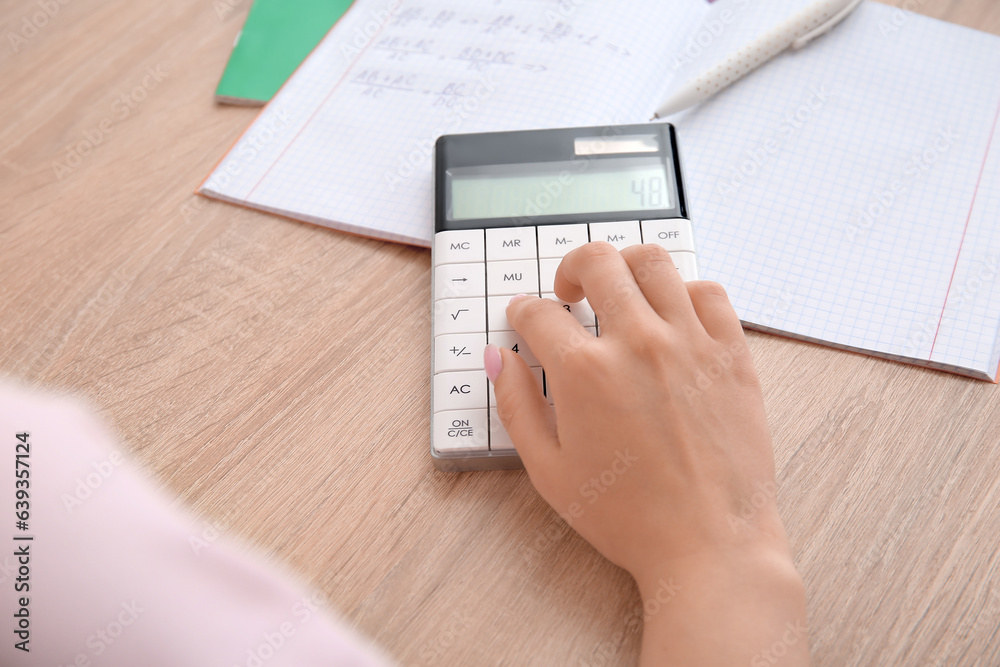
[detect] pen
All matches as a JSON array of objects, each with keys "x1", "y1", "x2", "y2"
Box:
[{"x1": 652, "y1": 0, "x2": 863, "y2": 119}]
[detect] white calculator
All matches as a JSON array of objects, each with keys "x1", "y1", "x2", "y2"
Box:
[{"x1": 431, "y1": 123, "x2": 697, "y2": 471}]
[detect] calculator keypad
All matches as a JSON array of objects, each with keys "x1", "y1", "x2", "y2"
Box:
[{"x1": 432, "y1": 220, "x2": 697, "y2": 458}]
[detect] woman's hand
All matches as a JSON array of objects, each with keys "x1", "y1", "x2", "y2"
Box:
[{"x1": 488, "y1": 242, "x2": 809, "y2": 666}]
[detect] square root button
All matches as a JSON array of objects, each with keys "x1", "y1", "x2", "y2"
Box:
[{"x1": 434, "y1": 297, "x2": 486, "y2": 335}]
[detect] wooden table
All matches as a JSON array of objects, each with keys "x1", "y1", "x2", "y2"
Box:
[{"x1": 3, "y1": 1, "x2": 1000, "y2": 664}]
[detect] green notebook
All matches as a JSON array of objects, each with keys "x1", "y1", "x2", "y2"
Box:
[{"x1": 215, "y1": 0, "x2": 354, "y2": 106}]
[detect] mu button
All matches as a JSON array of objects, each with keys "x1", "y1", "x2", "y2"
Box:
[{"x1": 487, "y1": 259, "x2": 539, "y2": 296}]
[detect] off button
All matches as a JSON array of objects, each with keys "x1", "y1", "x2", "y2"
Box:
[{"x1": 641, "y1": 219, "x2": 695, "y2": 252}]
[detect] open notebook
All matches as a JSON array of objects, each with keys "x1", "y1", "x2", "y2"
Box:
[{"x1": 199, "y1": 0, "x2": 1000, "y2": 380}]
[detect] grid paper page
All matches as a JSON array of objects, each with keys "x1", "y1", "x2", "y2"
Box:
[
  {"x1": 676, "y1": 2, "x2": 1000, "y2": 379},
  {"x1": 199, "y1": 0, "x2": 707, "y2": 246}
]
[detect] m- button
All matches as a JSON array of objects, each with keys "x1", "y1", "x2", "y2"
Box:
[{"x1": 538, "y1": 223, "x2": 589, "y2": 258}]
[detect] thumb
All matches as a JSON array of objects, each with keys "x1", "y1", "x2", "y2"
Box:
[{"x1": 487, "y1": 345, "x2": 559, "y2": 469}]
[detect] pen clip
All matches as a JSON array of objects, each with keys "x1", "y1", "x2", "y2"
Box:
[{"x1": 791, "y1": 0, "x2": 864, "y2": 49}]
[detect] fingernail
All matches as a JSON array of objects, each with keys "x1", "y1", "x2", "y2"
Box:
[
  {"x1": 508, "y1": 293, "x2": 531, "y2": 306},
  {"x1": 484, "y1": 344, "x2": 503, "y2": 383}
]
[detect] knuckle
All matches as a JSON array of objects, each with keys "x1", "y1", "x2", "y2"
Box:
[
  {"x1": 690, "y1": 280, "x2": 729, "y2": 300},
  {"x1": 695, "y1": 280, "x2": 729, "y2": 300},
  {"x1": 633, "y1": 326, "x2": 675, "y2": 365},
  {"x1": 580, "y1": 241, "x2": 620, "y2": 261},
  {"x1": 510, "y1": 296, "x2": 554, "y2": 324},
  {"x1": 624, "y1": 242, "x2": 672, "y2": 264},
  {"x1": 625, "y1": 245, "x2": 675, "y2": 283},
  {"x1": 729, "y1": 351, "x2": 763, "y2": 388}
]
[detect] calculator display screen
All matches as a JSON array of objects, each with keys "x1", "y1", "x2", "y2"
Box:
[{"x1": 447, "y1": 156, "x2": 673, "y2": 221}]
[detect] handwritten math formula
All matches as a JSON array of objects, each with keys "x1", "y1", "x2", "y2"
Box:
[{"x1": 347, "y1": 1, "x2": 633, "y2": 107}]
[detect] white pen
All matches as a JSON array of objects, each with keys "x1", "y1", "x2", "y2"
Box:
[{"x1": 652, "y1": 0, "x2": 863, "y2": 119}]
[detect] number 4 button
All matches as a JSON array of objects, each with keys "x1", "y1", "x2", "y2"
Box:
[{"x1": 487, "y1": 330, "x2": 539, "y2": 366}]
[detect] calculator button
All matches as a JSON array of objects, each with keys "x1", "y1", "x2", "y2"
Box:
[
  {"x1": 486, "y1": 227, "x2": 537, "y2": 261},
  {"x1": 434, "y1": 229, "x2": 485, "y2": 265},
  {"x1": 538, "y1": 223, "x2": 589, "y2": 258},
  {"x1": 670, "y1": 251, "x2": 699, "y2": 281},
  {"x1": 434, "y1": 371, "x2": 488, "y2": 411},
  {"x1": 434, "y1": 262, "x2": 486, "y2": 301},
  {"x1": 541, "y1": 293, "x2": 597, "y2": 327},
  {"x1": 487, "y1": 295, "x2": 515, "y2": 332},
  {"x1": 434, "y1": 333, "x2": 487, "y2": 372},
  {"x1": 489, "y1": 409, "x2": 516, "y2": 453},
  {"x1": 433, "y1": 409, "x2": 489, "y2": 454},
  {"x1": 589, "y1": 221, "x2": 641, "y2": 250},
  {"x1": 434, "y1": 298, "x2": 486, "y2": 335},
  {"x1": 641, "y1": 219, "x2": 695, "y2": 252},
  {"x1": 539, "y1": 258, "x2": 561, "y2": 293},
  {"x1": 486, "y1": 259, "x2": 539, "y2": 296},
  {"x1": 489, "y1": 366, "x2": 542, "y2": 407},
  {"x1": 487, "y1": 330, "x2": 539, "y2": 366}
]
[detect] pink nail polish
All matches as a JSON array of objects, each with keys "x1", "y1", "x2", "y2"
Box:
[{"x1": 484, "y1": 344, "x2": 503, "y2": 382}]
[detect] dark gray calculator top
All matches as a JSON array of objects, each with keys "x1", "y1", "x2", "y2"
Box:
[{"x1": 435, "y1": 123, "x2": 687, "y2": 233}]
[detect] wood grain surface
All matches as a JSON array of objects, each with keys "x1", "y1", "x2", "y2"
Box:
[{"x1": 2, "y1": 1, "x2": 999, "y2": 664}]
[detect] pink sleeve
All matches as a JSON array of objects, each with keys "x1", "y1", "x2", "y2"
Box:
[{"x1": 0, "y1": 384, "x2": 395, "y2": 667}]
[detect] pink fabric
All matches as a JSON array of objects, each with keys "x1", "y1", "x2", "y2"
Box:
[{"x1": 0, "y1": 383, "x2": 393, "y2": 667}]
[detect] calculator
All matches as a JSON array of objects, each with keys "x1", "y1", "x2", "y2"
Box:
[{"x1": 431, "y1": 122, "x2": 696, "y2": 471}]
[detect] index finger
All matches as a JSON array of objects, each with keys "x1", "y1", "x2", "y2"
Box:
[
  {"x1": 506, "y1": 294, "x2": 593, "y2": 371},
  {"x1": 553, "y1": 242, "x2": 658, "y2": 333}
]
